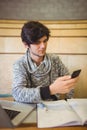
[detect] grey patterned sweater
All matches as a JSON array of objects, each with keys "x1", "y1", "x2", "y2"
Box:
[{"x1": 12, "y1": 50, "x2": 74, "y2": 103}]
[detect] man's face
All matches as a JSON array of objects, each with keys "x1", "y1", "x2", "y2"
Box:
[{"x1": 29, "y1": 36, "x2": 48, "y2": 57}]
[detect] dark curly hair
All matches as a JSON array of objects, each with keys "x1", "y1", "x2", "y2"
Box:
[{"x1": 21, "y1": 21, "x2": 50, "y2": 46}]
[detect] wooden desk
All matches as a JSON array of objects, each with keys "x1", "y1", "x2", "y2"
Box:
[
  {"x1": 0, "y1": 126, "x2": 87, "y2": 130},
  {"x1": 0, "y1": 97, "x2": 87, "y2": 130}
]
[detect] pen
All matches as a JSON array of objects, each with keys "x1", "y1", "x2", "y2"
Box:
[{"x1": 39, "y1": 102, "x2": 48, "y2": 111}]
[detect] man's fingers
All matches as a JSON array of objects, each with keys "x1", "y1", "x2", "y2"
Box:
[{"x1": 58, "y1": 75, "x2": 71, "y2": 81}]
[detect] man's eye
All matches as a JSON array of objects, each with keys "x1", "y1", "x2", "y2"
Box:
[{"x1": 44, "y1": 39, "x2": 48, "y2": 43}]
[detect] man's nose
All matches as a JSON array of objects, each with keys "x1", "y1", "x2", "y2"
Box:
[{"x1": 40, "y1": 42, "x2": 45, "y2": 48}]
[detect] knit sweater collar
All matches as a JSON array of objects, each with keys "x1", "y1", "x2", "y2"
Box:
[{"x1": 25, "y1": 49, "x2": 51, "y2": 77}]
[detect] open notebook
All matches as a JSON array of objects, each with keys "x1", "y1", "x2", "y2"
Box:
[
  {"x1": 37, "y1": 99, "x2": 87, "y2": 128},
  {"x1": 0, "y1": 100, "x2": 36, "y2": 128}
]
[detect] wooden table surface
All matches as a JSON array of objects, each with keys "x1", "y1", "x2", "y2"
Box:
[{"x1": 0, "y1": 97, "x2": 87, "y2": 130}]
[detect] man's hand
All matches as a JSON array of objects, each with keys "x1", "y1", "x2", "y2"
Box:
[{"x1": 49, "y1": 75, "x2": 78, "y2": 95}]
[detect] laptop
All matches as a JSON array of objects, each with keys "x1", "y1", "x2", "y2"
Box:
[{"x1": 0, "y1": 100, "x2": 36, "y2": 128}]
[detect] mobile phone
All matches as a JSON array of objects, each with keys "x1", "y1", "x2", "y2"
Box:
[{"x1": 71, "y1": 69, "x2": 81, "y2": 78}]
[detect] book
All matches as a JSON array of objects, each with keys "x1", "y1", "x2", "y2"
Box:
[{"x1": 37, "y1": 99, "x2": 87, "y2": 128}]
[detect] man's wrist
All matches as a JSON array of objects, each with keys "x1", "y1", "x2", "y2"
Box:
[
  {"x1": 40, "y1": 86, "x2": 58, "y2": 101},
  {"x1": 49, "y1": 84, "x2": 55, "y2": 95},
  {"x1": 40, "y1": 86, "x2": 51, "y2": 100}
]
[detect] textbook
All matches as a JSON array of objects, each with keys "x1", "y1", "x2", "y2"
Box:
[{"x1": 37, "y1": 99, "x2": 87, "y2": 128}]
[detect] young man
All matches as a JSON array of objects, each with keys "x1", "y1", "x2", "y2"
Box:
[{"x1": 12, "y1": 21, "x2": 78, "y2": 103}]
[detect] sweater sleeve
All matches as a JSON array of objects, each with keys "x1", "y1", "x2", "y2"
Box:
[
  {"x1": 12, "y1": 60, "x2": 41, "y2": 103},
  {"x1": 40, "y1": 86, "x2": 58, "y2": 101}
]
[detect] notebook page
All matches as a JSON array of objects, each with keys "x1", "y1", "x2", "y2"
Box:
[
  {"x1": 37, "y1": 100, "x2": 81, "y2": 128},
  {"x1": 67, "y1": 99, "x2": 87, "y2": 125}
]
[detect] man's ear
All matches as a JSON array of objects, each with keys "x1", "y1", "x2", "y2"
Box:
[{"x1": 23, "y1": 42, "x2": 29, "y2": 48}]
